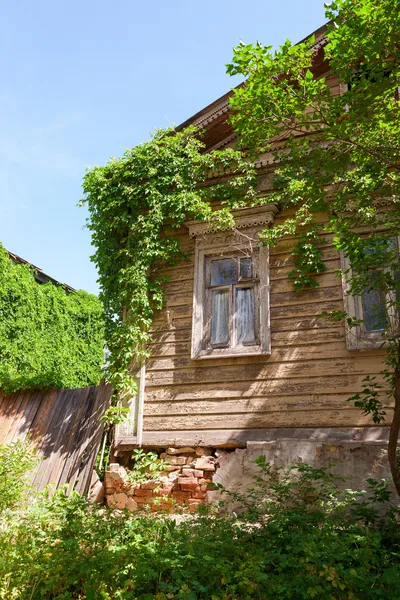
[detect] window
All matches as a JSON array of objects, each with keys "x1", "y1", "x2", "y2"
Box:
[
  {"x1": 208, "y1": 255, "x2": 258, "y2": 349},
  {"x1": 187, "y1": 205, "x2": 278, "y2": 359},
  {"x1": 341, "y1": 236, "x2": 400, "y2": 350}
]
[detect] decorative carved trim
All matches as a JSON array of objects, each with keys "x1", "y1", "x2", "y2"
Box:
[
  {"x1": 208, "y1": 133, "x2": 238, "y2": 152},
  {"x1": 373, "y1": 198, "x2": 399, "y2": 210},
  {"x1": 186, "y1": 204, "x2": 279, "y2": 239},
  {"x1": 195, "y1": 228, "x2": 263, "y2": 251},
  {"x1": 193, "y1": 102, "x2": 230, "y2": 128},
  {"x1": 308, "y1": 37, "x2": 327, "y2": 51},
  {"x1": 340, "y1": 198, "x2": 399, "y2": 219}
]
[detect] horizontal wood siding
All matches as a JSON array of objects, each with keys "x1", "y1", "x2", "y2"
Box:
[
  {"x1": 0, "y1": 384, "x2": 113, "y2": 493},
  {"x1": 128, "y1": 207, "x2": 390, "y2": 448}
]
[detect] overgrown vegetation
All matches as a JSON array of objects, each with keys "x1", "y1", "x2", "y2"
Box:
[
  {"x1": 126, "y1": 448, "x2": 167, "y2": 483},
  {"x1": 0, "y1": 439, "x2": 38, "y2": 512},
  {"x1": 1, "y1": 441, "x2": 400, "y2": 599},
  {"x1": 0, "y1": 243, "x2": 105, "y2": 393}
]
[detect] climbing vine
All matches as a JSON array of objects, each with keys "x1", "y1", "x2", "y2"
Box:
[
  {"x1": 0, "y1": 244, "x2": 104, "y2": 393},
  {"x1": 82, "y1": 126, "x2": 257, "y2": 395}
]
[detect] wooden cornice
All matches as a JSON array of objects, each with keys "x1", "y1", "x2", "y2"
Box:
[{"x1": 185, "y1": 204, "x2": 280, "y2": 238}]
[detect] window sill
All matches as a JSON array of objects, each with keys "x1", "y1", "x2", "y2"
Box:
[
  {"x1": 346, "y1": 329, "x2": 387, "y2": 351},
  {"x1": 192, "y1": 347, "x2": 271, "y2": 360}
]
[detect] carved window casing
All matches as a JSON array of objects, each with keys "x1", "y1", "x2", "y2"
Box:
[
  {"x1": 341, "y1": 235, "x2": 400, "y2": 350},
  {"x1": 186, "y1": 205, "x2": 279, "y2": 359}
]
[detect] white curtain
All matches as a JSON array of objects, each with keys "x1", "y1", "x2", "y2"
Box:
[
  {"x1": 211, "y1": 290, "x2": 229, "y2": 344},
  {"x1": 236, "y1": 288, "x2": 255, "y2": 343}
]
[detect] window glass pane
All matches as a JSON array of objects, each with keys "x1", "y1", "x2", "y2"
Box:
[
  {"x1": 364, "y1": 237, "x2": 396, "y2": 263},
  {"x1": 211, "y1": 290, "x2": 229, "y2": 345},
  {"x1": 239, "y1": 258, "x2": 252, "y2": 279},
  {"x1": 211, "y1": 259, "x2": 237, "y2": 286},
  {"x1": 236, "y1": 288, "x2": 255, "y2": 343},
  {"x1": 362, "y1": 271, "x2": 387, "y2": 332}
]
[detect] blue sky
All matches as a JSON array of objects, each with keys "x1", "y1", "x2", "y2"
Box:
[{"x1": 0, "y1": 0, "x2": 326, "y2": 294}]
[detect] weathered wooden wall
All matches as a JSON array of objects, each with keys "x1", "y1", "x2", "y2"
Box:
[
  {"x1": 127, "y1": 210, "x2": 389, "y2": 448},
  {"x1": 0, "y1": 384, "x2": 113, "y2": 493},
  {"x1": 115, "y1": 65, "x2": 390, "y2": 448}
]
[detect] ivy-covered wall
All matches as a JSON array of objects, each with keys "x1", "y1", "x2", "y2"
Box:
[{"x1": 0, "y1": 244, "x2": 104, "y2": 393}]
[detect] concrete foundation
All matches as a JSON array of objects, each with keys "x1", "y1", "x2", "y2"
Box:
[{"x1": 211, "y1": 438, "x2": 393, "y2": 501}]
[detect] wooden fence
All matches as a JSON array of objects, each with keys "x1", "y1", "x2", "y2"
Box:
[{"x1": 0, "y1": 384, "x2": 113, "y2": 494}]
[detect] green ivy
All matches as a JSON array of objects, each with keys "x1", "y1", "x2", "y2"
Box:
[
  {"x1": 82, "y1": 126, "x2": 257, "y2": 395},
  {"x1": 0, "y1": 244, "x2": 104, "y2": 393}
]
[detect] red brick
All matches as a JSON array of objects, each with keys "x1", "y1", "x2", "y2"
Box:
[
  {"x1": 140, "y1": 481, "x2": 159, "y2": 490},
  {"x1": 180, "y1": 483, "x2": 200, "y2": 492},
  {"x1": 187, "y1": 499, "x2": 204, "y2": 513},
  {"x1": 172, "y1": 491, "x2": 191, "y2": 501},
  {"x1": 134, "y1": 489, "x2": 153, "y2": 497},
  {"x1": 134, "y1": 496, "x2": 154, "y2": 504},
  {"x1": 192, "y1": 490, "x2": 207, "y2": 499},
  {"x1": 199, "y1": 472, "x2": 214, "y2": 481},
  {"x1": 193, "y1": 469, "x2": 203, "y2": 478},
  {"x1": 160, "y1": 454, "x2": 187, "y2": 466},
  {"x1": 109, "y1": 463, "x2": 122, "y2": 472},
  {"x1": 181, "y1": 468, "x2": 195, "y2": 477},
  {"x1": 194, "y1": 457, "x2": 215, "y2": 472},
  {"x1": 178, "y1": 476, "x2": 198, "y2": 485},
  {"x1": 195, "y1": 447, "x2": 213, "y2": 457},
  {"x1": 152, "y1": 500, "x2": 172, "y2": 511},
  {"x1": 166, "y1": 447, "x2": 195, "y2": 455},
  {"x1": 153, "y1": 488, "x2": 174, "y2": 497}
]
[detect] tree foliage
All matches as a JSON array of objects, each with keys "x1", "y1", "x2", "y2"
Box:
[
  {"x1": 0, "y1": 244, "x2": 104, "y2": 393},
  {"x1": 227, "y1": 0, "x2": 400, "y2": 491},
  {"x1": 227, "y1": 0, "x2": 400, "y2": 285}
]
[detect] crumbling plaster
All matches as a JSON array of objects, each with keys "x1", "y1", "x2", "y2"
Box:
[{"x1": 210, "y1": 439, "x2": 392, "y2": 501}]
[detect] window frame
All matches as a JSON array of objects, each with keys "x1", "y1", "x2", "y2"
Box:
[
  {"x1": 187, "y1": 205, "x2": 278, "y2": 360},
  {"x1": 341, "y1": 235, "x2": 400, "y2": 350},
  {"x1": 205, "y1": 253, "x2": 261, "y2": 350}
]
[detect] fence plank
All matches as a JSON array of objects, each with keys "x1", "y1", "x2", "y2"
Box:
[
  {"x1": 0, "y1": 384, "x2": 113, "y2": 494},
  {"x1": 57, "y1": 388, "x2": 92, "y2": 490}
]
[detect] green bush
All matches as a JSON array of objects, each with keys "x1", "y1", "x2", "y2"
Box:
[
  {"x1": 0, "y1": 439, "x2": 38, "y2": 513},
  {"x1": 0, "y1": 454, "x2": 399, "y2": 599},
  {"x1": 0, "y1": 243, "x2": 104, "y2": 393}
]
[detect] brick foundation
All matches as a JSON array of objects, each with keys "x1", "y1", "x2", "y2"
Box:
[{"x1": 104, "y1": 446, "x2": 216, "y2": 513}]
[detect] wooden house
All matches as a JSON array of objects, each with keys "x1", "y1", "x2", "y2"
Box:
[{"x1": 114, "y1": 23, "x2": 390, "y2": 454}]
